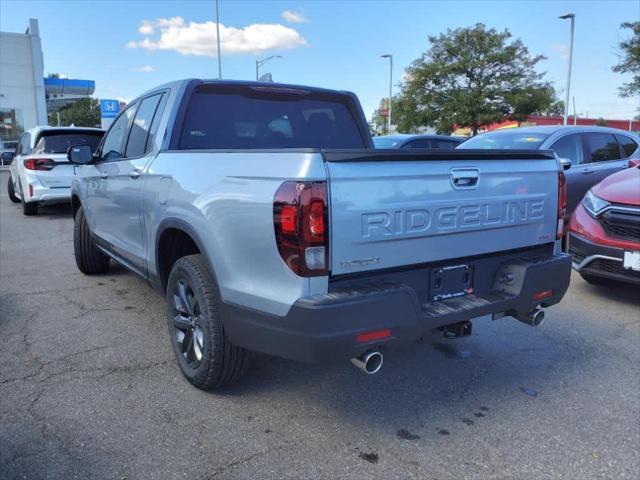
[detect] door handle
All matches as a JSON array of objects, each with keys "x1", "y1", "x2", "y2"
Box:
[
  {"x1": 451, "y1": 168, "x2": 479, "y2": 188},
  {"x1": 582, "y1": 168, "x2": 594, "y2": 175},
  {"x1": 130, "y1": 169, "x2": 141, "y2": 179},
  {"x1": 100, "y1": 172, "x2": 108, "y2": 179}
]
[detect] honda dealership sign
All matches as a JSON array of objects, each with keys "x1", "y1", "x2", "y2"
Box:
[{"x1": 99, "y1": 99, "x2": 120, "y2": 129}]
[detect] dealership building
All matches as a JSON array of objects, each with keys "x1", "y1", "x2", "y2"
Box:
[{"x1": 0, "y1": 18, "x2": 98, "y2": 147}]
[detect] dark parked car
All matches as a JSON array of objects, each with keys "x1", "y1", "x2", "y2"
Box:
[
  {"x1": 373, "y1": 134, "x2": 463, "y2": 149},
  {"x1": 568, "y1": 162, "x2": 640, "y2": 285},
  {"x1": 457, "y1": 126, "x2": 640, "y2": 223}
]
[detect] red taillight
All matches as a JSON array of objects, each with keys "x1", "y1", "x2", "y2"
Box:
[
  {"x1": 274, "y1": 181, "x2": 328, "y2": 277},
  {"x1": 557, "y1": 171, "x2": 568, "y2": 239},
  {"x1": 24, "y1": 158, "x2": 55, "y2": 171},
  {"x1": 356, "y1": 329, "x2": 392, "y2": 343},
  {"x1": 534, "y1": 289, "x2": 553, "y2": 301}
]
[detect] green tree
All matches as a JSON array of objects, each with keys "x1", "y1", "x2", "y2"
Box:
[
  {"x1": 595, "y1": 117, "x2": 608, "y2": 127},
  {"x1": 393, "y1": 24, "x2": 556, "y2": 135},
  {"x1": 613, "y1": 21, "x2": 640, "y2": 98},
  {"x1": 48, "y1": 98, "x2": 100, "y2": 127}
]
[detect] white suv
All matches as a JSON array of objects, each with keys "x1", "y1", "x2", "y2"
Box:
[{"x1": 8, "y1": 126, "x2": 104, "y2": 215}]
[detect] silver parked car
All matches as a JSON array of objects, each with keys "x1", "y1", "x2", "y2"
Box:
[
  {"x1": 7, "y1": 126, "x2": 104, "y2": 215},
  {"x1": 457, "y1": 126, "x2": 640, "y2": 219}
]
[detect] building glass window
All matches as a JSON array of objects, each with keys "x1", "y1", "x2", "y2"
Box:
[{"x1": 0, "y1": 108, "x2": 25, "y2": 143}]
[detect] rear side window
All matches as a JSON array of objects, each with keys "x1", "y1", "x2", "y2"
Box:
[
  {"x1": 550, "y1": 133, "x2": 583, "y2": 165},
  {"x1": 125, "y1": 93, "x2": 164, "y2": 157},
  {"x1": 583, "y1": 133, "x2": 620, "y2": 162},
  {"x1": 178, "y1": 86, "x2": 366, "y2": 149},
  {"x1": 33, "y1": 131, "x2": 103, "y2": 154},
  {"x1": 404, "y1": 139, "x2": 432, "y2": 149},
  {"x1": 615, "y1": 135, "x2": 639, "y2": 158},
  {"x1": 16, "y1": 133, "x2": 30, "y2": 155},
  {"x1": 432, "y1": 139, "x2": 459, "y2": 149}
]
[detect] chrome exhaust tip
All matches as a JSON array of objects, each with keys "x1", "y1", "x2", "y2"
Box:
[
  {"x1": 350, "y1": 350, "x2": 383, "y2": 375},
  {"x1": 515, "y1": 307, "x2": 545, "y2": 327}
]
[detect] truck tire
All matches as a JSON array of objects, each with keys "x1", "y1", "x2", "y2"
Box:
[
  {"x1": 166, "y1": 254, "x2": 248, "y2": 390},
  {"x1": 73, "y1": 205, "x2": 110, "y2": 274},
  {"x1": 7, "y1": 177, "x2": 20, "y2": 203}
]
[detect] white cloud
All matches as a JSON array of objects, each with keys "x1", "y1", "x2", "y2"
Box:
[
  {"x1": 281, "y1": 10, "x2": 308, "y2": 24},
  {"x1": 550, "y1": 43, "x2": 569, "y2": 60},
  {"x1": 127, "y1": 17, "x2": 307, "y2": 57},
  {"x1": 133, "y1": 65, "x2": 155, "y2": 73}
]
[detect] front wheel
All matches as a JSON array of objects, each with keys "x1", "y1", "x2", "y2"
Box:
[
  {"x1": 7, "y1": 177, "x2": 20, "y2": 203},
  {"x1": 73, "y1": 205, "x2": 110, "y2": 274},
  {"x1": 166, "y1": 254, "x2": 248, "y2": 390}
]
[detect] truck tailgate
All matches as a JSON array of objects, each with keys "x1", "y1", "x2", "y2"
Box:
[{"x1": 325, "y1": 150, "x2": 560, "y2": 276}]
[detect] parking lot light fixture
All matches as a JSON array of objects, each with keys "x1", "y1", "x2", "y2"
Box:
[
  {"x1": 256, "y1": 55, "x2": 282, "y2": 81},
  {"x1": 559, "y1": 13, "x2": 575, "y2": 126},
  {"x1": 381, "y1": 54, "x2": 393, "y2": 134}
]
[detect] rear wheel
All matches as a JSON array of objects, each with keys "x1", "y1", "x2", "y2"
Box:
[
  {"x1": 74, "y1": 205, "x2": 110, "y2": 274},
  {"x1": 166, "y1": 254, "x2": 248, "y2": 390},
  {"x1": 7, "y1": 177, "x2": 19, "y2": 203}
]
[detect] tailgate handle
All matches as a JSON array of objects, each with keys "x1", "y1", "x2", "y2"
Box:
[{"x1": 451, "y1": 169, "x2": 479, "y2": 188}]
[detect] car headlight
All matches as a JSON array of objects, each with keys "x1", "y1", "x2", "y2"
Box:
[{"x1": 582, "y1": 190, "x2": 610, "y2": 217}]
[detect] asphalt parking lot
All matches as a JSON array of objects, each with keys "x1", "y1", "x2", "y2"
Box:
[{"x1": 0, "y1": 169, "x2": 638, "y2": 480}]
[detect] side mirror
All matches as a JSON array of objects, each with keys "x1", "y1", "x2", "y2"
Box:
[
  {"x1": 0, "y1": 151, "x2": 15, "y2": 164},
  {"x1": 628, "y1": 158, "x2": 640, "y2": 168},
  {"x1": 67, "y1": 144, "x2": 93, "y2": 165},
  {"x1": 559, "y1": 158, "x2": 572, "y2": 170}
]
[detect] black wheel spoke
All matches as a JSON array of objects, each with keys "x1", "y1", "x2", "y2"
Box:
[
  {"x1": 173, "y1": 314, "x2": 191, "y2": 331},
  {"x1": 185, "y1": 332, "x2": 195, "y2": 363},
  {"x1": 177, "y1": 281, "x2": 194, "y2": 316}
]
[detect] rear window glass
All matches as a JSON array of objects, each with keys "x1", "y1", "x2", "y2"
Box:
[
  {"x1": 373, "y1": 136, "x2": 404, "y2": 148},
  {"x1": 615, "y1": 134, "x2": 639, "y2": 158},
  {"x1": 584, "y1": 133, "x2": 620, "y2": 162},
  {"x1": 34, "y1": 131, "x2": 103, "y2": 154},
  {"x1": 178, "y1": 86, "x2": 366, "y2": 150},
  {"x1": 457, "y1": 131, "x2": 548, "y2": 150}
]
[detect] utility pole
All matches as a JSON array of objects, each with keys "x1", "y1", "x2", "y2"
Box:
[
  {"x1": 215, "y1": 0, "x2": 222, "y2": 79},
  {"x1": 572, "y1": 96, "x2": 577, "y2": 125},
  {"x1": 381, "y1": 54, "x2": 393, "y2": 134},
  {"x1": 559, "y1": 13, "x2": 575, "y2": 125}
]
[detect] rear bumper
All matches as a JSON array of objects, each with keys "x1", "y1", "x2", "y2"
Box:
[
  {"x1": 568, "y1": 232, "x2": 640, "y2": 285},
  {"x1": 19, "y1": 171, "x2": 71, "y2": 204},
  {"x1": 31, "y1": 187, "x2": 71, "y2": 203},
  {"x1": 221, "y1": 250, "x2": 572, "y2": 364}
]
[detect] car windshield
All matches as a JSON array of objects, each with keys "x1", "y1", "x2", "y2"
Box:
[
  {"x1": 457, "y1": 131, "x2": 549, "y2": 150},
  {"x1": 179, "y1": 85, "x2": 366, "y2": 149},
  {"x1": 33, "y1": 131, "x2": 104, "y2": 154},
  {"x1": 373, "y1": 136, "x2": 404, "y2": 148}
]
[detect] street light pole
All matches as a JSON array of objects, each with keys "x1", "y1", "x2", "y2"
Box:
[
  {"x1": 215, "y1": 0, "x2": 222, "y2": 79},
  {"x1": 256, "y1": 55, "x2": 282, "y2": 81},
  {"x1": 381, "y1": 54, "x2": 393, "y2": 134},
  {"x1": 559, "y1": 13, "x2": 575, "y2": 126}
]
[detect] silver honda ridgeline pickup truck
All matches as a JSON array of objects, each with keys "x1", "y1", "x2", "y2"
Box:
[{"x1": 68, "y1": 79, "x2": 571, "y2": 390}]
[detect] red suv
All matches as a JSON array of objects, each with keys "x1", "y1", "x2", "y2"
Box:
[{"x1": 568, "y1": 162, "x2": 640, "y2": 285}]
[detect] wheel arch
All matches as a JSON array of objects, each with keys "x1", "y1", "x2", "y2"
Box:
[
  {"x1": 155, "y1": 218, "x2": 217, "y2": 294},
  {"x1": 71, "y1": 194, "x2": 82, "y2": 218}
]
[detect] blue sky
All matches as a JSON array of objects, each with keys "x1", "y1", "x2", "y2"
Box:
[{"x1": 1, "y1": 0, "x2": 638, "y2": 120}]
